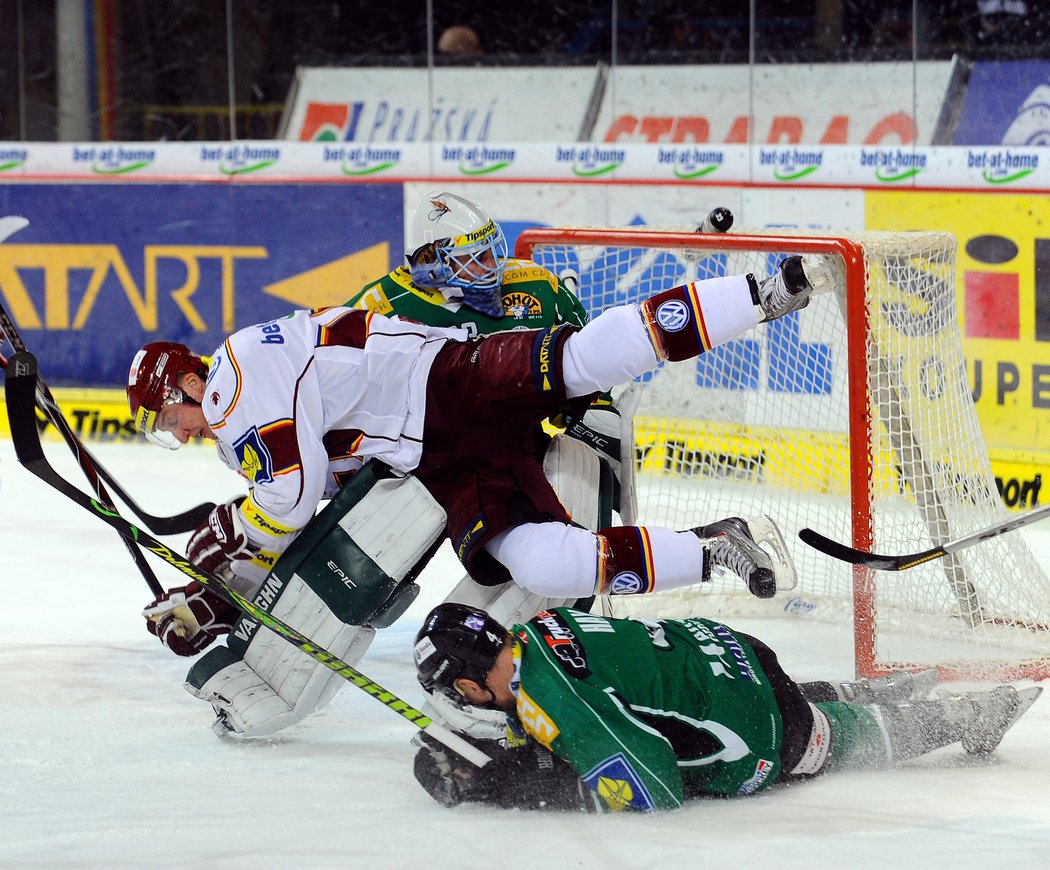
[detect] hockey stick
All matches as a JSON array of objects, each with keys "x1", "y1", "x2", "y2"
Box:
[
  {"x1": 0, "y1": 220, "x2": 160, "y2": 594},
  {"x1": 799, "y1": 502, "x2": 1050, "y2": 570},
  {"x1": 5, "y1": 351, "x2": 490, "y2": 767},
  {"x1": 0, "y1": 350, "x2": 214, "y2": 536},
  {"x1": 0, "y1": 288, "x2": 214, "y2": 537}
]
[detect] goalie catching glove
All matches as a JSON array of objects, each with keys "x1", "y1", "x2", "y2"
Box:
[
  {"x1": 142, "y1": 581, "x2": 240, "y2": 656},
  {"x1": 186, "y1": 495, "x2": 253, "y2": 579}
]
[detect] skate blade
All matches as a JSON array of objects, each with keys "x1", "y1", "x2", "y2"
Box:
[
  {"x1": 745, "y1": 514, "x2": 798, "y2": 592},
  {"x1": 963, "y1": 685, "x2": 1042, "y2": 754},
  {"x1": 906, "y1": 668, "x2": 941, "y2": 700},
  {"x1": 800, "y1": 255, "x2": 841, "y2": 297}
]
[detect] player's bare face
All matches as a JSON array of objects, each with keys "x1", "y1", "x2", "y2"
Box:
[
  {"x1": 156, "y1": 402, "x2": 214, "y2": 444},
  {"x1": 484, "y1": 643, "x2": 516, "y2": 711}
]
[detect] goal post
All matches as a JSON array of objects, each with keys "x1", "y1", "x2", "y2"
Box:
[{"x1": 515, "y1": 226, "x2": 1050, "y2": 681}]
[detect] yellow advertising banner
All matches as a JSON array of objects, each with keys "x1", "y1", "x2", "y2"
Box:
[{"x1": 866, "y1": 191, "x2": 1050, "y2": 507}]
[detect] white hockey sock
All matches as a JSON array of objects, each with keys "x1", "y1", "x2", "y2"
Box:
[
  {"x1": 486, "y1": 523, "x2": 708, "y2": 598},
  {"x1": 642, "y1": 526, "x2": 707, "y2": 592},
  {"x1": 561, "y1": 304, "x2": 660, "y2": 398}
]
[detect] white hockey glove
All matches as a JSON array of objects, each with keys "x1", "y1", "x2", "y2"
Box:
[
  {"x1": 186, "y1": 496, "x2": 253, "y2": 580},
  {"x1": 142, "y1": 581, "x2": 240, "y2": 657}
]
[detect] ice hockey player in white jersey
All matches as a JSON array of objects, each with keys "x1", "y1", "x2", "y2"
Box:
[{"x1": 129, "y1": 255, "x2": 826, "y2": 735}]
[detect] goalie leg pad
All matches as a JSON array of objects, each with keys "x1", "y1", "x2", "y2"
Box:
[
  {"x1": 185, "y1": 614, "x2": 376, "y2": 738},
  {"x1": 542, "y1": 433, "x2": 613, "y2": 533},
  {"x1": 180, "y1": 463, "x2": 445, "y2": 737}
]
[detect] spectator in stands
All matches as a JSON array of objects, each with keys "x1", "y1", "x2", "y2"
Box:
[{"x1": 438, "y1": 25, "x2": 482, "y2": 57}]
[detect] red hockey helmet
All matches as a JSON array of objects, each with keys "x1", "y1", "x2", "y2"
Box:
[{"x1": 127, "y1": 341, "x2": 207, "y2": 450}]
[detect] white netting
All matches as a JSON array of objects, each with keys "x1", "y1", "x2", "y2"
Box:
[{"x1": 520, "y1": 226, "x2": 1050, "y2": 678}]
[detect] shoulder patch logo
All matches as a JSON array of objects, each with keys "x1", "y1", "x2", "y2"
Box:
[
  {"x1": 234, "y1": 427, "x2": 274, "y2": 484},
  {"x1": 583, "y1": 753, "x2": 656, "y2": 812}
]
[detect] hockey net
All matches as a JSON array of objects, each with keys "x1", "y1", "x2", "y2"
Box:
[{"x1": 516, "y1": 226, "x2": 1050, "y2": 681}]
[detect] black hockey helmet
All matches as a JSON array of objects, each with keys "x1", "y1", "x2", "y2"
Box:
[{"x1": 414, "y1": 603, "x2": 509, "y2": 702}]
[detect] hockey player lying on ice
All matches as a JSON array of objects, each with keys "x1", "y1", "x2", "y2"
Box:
[
  {"x1": 412, "y1": 603, "x2": 1042, "y2": 812},
  {"x1": 126, "y1": 253, "x2": 825, "y2": 736}
]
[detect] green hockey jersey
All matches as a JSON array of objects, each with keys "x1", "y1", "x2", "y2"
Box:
[
  {"x1": 508, "y1": 608, "x2": 785, "y2": 812},
  {"x1": 345, "y1": 259, "x2": 590, "y2": 335}
]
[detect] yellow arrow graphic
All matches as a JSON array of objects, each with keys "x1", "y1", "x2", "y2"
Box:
[{"x1": 262, "y1": 242, "x2": 390, "y2": 309}]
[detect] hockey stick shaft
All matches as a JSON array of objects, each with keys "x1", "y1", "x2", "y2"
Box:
[
  {"x1": 0, "y1": 306, "x2": 214, "y2": 536},
  {"x1": 799, "y1": 501, "x2": 1050, "y2": 570},
  {"x1": 0, "y1": 305, "x2": 165, "y2": 595},
  {"x1": 5, "y1": 351, "x2": 489, "y2": 767}
]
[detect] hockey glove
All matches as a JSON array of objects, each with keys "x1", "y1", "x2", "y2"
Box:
[
  {"x1": 187, "y1": 495, "x2": 253, "y2": 579},
  {"x1": 413, "y1": 732, "x2": 597, "y2": 812},
  {"x1": 142, "y1": 581, "x2": 240, "y2": 657}
]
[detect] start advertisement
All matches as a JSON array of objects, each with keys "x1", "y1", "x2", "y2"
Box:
[{"x1": 0, "y1": 180, "x2": 1047, "y2": 511}]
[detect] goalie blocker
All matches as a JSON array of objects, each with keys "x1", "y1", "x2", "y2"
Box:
[{"x1": 184, "y1": 461, "x2": 446, "y2": 737}]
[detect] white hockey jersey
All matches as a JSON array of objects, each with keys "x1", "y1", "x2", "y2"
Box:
[{"x1": 202, "y1": 306, "x2": 469, "y2": 568}]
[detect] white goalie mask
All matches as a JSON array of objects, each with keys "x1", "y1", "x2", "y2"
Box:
[{"x1": 405, "y1": 192, "x2": 508, "y2": 317}]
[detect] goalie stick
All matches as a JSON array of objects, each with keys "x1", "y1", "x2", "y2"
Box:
[
  {"x1": 799, "y1": 502, "x2": 1050, "y2": 570},
  {"x1": 5, "y1": 351, "x2": 490, "y2": 767}
]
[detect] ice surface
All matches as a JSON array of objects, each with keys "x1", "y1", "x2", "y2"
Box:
[{"x1": 2, "y1": 439, "x2": 1048, "y2": 868}]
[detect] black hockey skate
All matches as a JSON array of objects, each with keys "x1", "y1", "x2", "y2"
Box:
[
  {"x1": 692, "y1": 515, "x2": 796, "y2": 600},
  {"x1": 754, "y1": 255, "x2": 836, "y2": 322}
]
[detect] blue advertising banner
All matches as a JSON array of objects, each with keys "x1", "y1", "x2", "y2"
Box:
[
  {"x1": 0, "y1": 183, "x2": 403, "y2": 386},
  {"x1": 953, "y1": 60, "x2": 1050, "y2": 146}
]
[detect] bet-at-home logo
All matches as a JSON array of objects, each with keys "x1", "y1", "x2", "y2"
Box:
[
  {"x1": 859, "y1": 148, "x2": 927, "y2": 183},
  {"x1": 555, "y1": 145, "x2": 626, "y2": 178},
  {"x1": 441, "y1": 144, "x2": 515, "y2": 176},
  {"x1": 758, "y1": 147, "x2": 823, "y2": 181},
  {"x1": 967, "y1": 149, "x2": 1039, "y2": 185},
  {"x1": 322, "y1": 144, "x2": 401, "y2": 176},
  {"x1": 200, "y1": 144, "x2": 281, "y2": 176},
  {"x1": 0, "y1": 147, "x2": 28, "y2": 172},
  {"x1": 657, "y1": 146, "x2": 725, "y2": 179},
  {"x1": 73, "y1": 145, "x2": 156, "y2": 175}
]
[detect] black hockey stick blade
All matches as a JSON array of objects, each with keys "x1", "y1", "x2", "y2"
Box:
[
  {"x1": 797, "y1": 528, "x2": 945, "y2": 570},
  {"x1": 800, "y1": 500, "x2": 1050, "y2": 571},
  {"x1": 5, "y1": 351, "x2": 489, "y2": 767},
  {"x1": 0, "y1": 333, "x2": 215, "y2": 535}
]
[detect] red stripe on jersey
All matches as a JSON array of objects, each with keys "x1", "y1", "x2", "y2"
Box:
[{"x1": 685, "y1": 282, "x2": 713, "y2": 352}]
